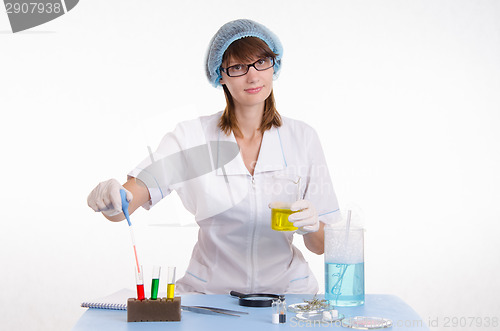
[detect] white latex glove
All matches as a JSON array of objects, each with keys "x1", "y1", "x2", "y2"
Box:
[
  {"x1": 288, "y1": 200, "x2": 319, "y2": 235},
  {"x1": 87, "y1": 179, "x2": 133, "y2": 217}
]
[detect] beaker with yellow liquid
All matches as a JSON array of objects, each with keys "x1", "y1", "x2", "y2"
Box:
[
  {"x1": 270, "y1": 202, "x2": 298, "y2": 231},
  {"x1": 269, "y1": 175, "x2": 301, "y2": 231}
]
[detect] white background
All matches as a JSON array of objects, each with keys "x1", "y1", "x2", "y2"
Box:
[{"x1": 1, "y1": 0, "x2": 499, "y2": 330}]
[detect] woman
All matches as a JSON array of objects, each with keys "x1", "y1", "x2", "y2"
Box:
[{"x1": 87, "y1": 19, "x2": 340, "y2": 294}]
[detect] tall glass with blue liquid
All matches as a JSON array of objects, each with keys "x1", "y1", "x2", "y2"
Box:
[{"x1": 324, "y1": 226, "x2": 365, "y2": 306}]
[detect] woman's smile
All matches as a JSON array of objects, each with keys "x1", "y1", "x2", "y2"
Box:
[{"x1": 244, "y1": 86, "x2": 263, "y2": 94}]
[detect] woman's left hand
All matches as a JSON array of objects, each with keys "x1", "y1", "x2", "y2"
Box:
[{"x1": 289, "y1": 200, "x2": 319, "y2": 235}]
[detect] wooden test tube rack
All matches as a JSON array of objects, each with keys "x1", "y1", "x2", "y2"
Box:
[{"x1": 127, "y1": 297, "x2": 181, "y2": 322}]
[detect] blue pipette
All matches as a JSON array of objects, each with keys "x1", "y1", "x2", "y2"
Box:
[
  {"x1": 120, "y1": 189, "x2": 141, "y2": 275},
  {"x1": 120, "y1": 189, "x2": 131, "y2": 226}
]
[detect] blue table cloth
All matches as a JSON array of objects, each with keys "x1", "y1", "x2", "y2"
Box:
[{"x1": 73, "y1": 294, "x2": 429, "y2": 330}]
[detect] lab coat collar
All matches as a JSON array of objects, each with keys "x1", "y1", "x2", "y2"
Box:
[{"x1": 215, "y1": 126, "x2": 286, "y2": 176}]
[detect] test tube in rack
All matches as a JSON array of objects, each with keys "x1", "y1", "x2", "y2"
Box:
[
  {"x1": 135, "y1": 266, "x2": 145, "y2": 301},
  {"x1": 167, "y1": 266, "x2": 176, "y2": 300},
  {"x1": 151, "y1": 266, "x2": 161, "y2": 300}
]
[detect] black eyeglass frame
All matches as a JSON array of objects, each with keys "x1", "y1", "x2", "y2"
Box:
[{"x1": 220, "y1": 57, "x2": 275, "y2": 77}]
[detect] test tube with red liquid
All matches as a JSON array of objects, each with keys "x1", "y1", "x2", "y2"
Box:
[{"x1": 135, "y1": 265, "x2": 145, "y2": 300}]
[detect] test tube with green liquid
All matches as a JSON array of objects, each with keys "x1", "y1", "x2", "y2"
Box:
[
  {"x1": 167, "y1": 266, "x2": 176, "y2": 300},
  {"x1": 150, "y1": 266, "x2": 161, "y2": 300}
]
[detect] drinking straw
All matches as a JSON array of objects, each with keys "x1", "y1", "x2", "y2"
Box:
[{"x1": 333, "y1": 210, "x2": 353, "y2": 302}]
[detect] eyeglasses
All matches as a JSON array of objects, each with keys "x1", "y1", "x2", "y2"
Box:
[{"x1": 221, "y1": 57, "x2": 275, "y2": 77}]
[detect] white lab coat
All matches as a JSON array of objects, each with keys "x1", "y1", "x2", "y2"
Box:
[{"x1": 129, "y1": 111, "x2": 340, "y2": 294}]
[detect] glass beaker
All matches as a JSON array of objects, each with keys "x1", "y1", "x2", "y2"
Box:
[
  {"x1": 324, "y1": 226, "x2": 365, "y2": 306},
  {"x1": 269, "y1": 174, "x2": 301, "y2": 231}
]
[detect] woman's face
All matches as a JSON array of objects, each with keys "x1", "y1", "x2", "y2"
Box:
[{"x1": 220, "y1": 56, "x2": 274, "y2": 110}]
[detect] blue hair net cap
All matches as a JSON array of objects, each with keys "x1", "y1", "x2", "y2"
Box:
[{"x1": 205, "y1": 19, "x2": 283, "y2": 88}]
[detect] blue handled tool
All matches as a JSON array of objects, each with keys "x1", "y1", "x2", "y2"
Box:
[
  {"x1": 120, "y1": 189, "x2": 131, "y2": 226},
  {"x1": 120, "y1": 189, "x2": 142, "y2": 278}
]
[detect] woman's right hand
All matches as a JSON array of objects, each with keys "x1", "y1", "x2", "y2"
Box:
[{"x1": 87, "y1": 179, "x2": 133, "y2": 217}]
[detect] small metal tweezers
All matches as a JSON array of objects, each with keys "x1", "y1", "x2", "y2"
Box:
[{"x1": 181, "y1": 305, "x2": 249, "y2": 317}]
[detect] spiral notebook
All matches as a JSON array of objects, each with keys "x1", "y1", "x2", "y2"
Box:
[{"x1": 81, "y1": 288, "x2": 135, "y2": 310}]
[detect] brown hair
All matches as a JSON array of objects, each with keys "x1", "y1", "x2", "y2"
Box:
[{"x1": 218, "y1": 37, "x2": 282, "y2": 137}]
